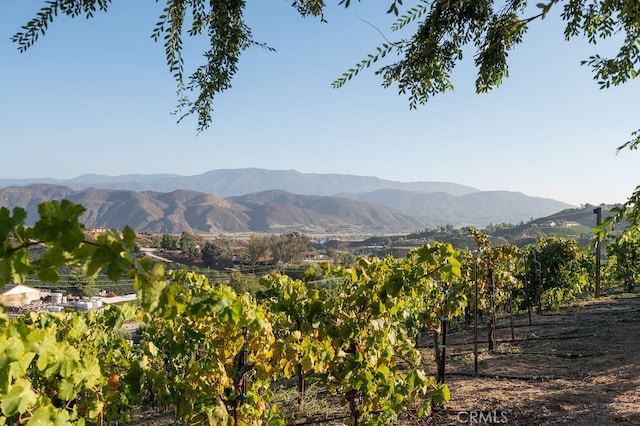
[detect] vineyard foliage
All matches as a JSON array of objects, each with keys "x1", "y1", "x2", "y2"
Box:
[
  {"x1": 1, "y1": 201, "x2": 459, "y2": 425},
  {"x1": 0, "y1": 200, "x2": 632, "y2": 424}
]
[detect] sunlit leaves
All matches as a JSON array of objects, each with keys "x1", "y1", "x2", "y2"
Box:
[
  {"x1": 0, "y1": 198, "x2": 455, "y2": 425},
  {"x1": 604, "y1": 230, "x2": 640, "y2": 291},
  {"x1": 0, "y1": 378, "x2": 37, "y2": 417},
  {"x1": 260, "y1": 253, "x2": 455, "y2": 424},
  {"x1": 598, "y1": 184, "x2": 640, "y2": 241},
  {"x1": 0, "y1": 307, "x2": 136, "y2": 424},
  {"x1": 475, "y1": 13, "x2": 527, "y2": 92}
]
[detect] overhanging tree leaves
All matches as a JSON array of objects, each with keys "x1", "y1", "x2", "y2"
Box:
[
  {"x1": 11, "y1": 0, "x2": 275, "y2": 133},
  {"x1": 12, "y1": 0, "x2": 640, "y2": 133},
  {"x1": 11, "y1": 1, "x2": 640, "y2": 235}
]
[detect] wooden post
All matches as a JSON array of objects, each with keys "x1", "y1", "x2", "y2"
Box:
[
  {"x1": 488, "y1": 268, "x2": 497, "y2": 351},
  {"x1": 441, "y1": 315, "x2": 447, "y2": 383},
  {"x1": 509, "y1": 293, "x2": 515, "y2": 341},
  {"x1": 594, "y1": 207, "x2": 602, "y2": 298},
  {"x1": 474, "y1": 260, "x2": 479, "y2": 374},
  {"x1": 523, "y1": 256, "x2": 532, "y2": 326}
]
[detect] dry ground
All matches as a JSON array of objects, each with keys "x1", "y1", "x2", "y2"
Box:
[
  {"x1": 131, "y1": 289, "x2": 640, "y2": 425},
  {"x1": 425, "y1": 289, "x2": 640, "y2": 425}
]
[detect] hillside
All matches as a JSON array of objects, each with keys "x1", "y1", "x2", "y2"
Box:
[
  {"x1": 489, "y1": 205, "x2": 613, "y2": 246},
  {"x1": 340, "y1": 189, "x2": 571, "y2": 226},
  {"x1": 0, "y1": 169, "x2": 574, "y2": 227},
  {"x1": 229, "y1": 190, "x2": 430, "y2": 233},
  {"x1": 0, "y1": 185, "x2": 430, "y2": 234}
]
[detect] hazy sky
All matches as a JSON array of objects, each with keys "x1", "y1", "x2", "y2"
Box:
[{"x1": 2, "y1": 1, "x2": 639, "y2": 206}]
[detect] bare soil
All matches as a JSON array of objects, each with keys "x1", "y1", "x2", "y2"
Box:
[
  {"x1": 130, "y1": 289, "x2": 640, "y2": 425},
  {"x1": 425, "y1": 289, "x2": 640, "y2": 425}
]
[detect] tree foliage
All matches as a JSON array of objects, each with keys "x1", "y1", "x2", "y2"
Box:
[
  {"x1": 1, "y1": 201, "x2": 460, "y2": 425},
  {"x1": 246, "y1": 235, "x2": 271, "y2": 265},
  {"x1": 201, "y1": 237, "x2": 234, "y2": 269},
  {"x1": 528, "y1": 236, "x2": 590, "y2": 309},
  {"x1": 269, "y1": 233, "x2": 310, "y2": 265},
  {"x1": 605, "y1": 231, "x2": 640, "y2": 292},
  {"x1": 12, "y1": 0, "x2": 640, "y2": 134},
  {"x1": 160, "y1": 234, "x2": 179, "y2": 251},
  {"x1": 179, "y1": 232, "x2": 199, "y2": 257}
]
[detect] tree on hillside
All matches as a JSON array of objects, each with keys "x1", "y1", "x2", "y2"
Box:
[
  {"x1": 326, "y1": 247, "x2": 357, "y2": 267},
  {"x1": 201, "y1": 237, "x2": 234, "y2": 269},
  {"x1": 160, "y1": 233, "x2": 179, "y2": 250},
  {"x1": 269, "y1": 232, "x2": 310, "y2": 265},
  {"x1": 227, "y1": 271, "x2": 263, "y2": 296},
  {"x1": 246, "y1": 235, "x2": 271, "y2": 265},
  {"x1": 179, "y1": 232, "x2": 200, "y2": 257},
  {"x1": 68, "y1": 266, "x2": 97, "y2": 297}
]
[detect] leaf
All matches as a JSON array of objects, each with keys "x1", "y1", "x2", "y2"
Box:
[
  {"x1": 300, "y1": 355, "x2": 313, "y2": 373},
  {"x1": 370, "y1": 318, "x2": 385, "y2": 330},
  {"x1": 156, "y1": 282, "x2": 190, "y2": 318},
  {"x1": 219, "y1": 300, "x2": 243, "y2": 324},
  {"x1": 432, "y1": 383, "x2": 450, "y2": 405},
  {"x1": 27, "y1": 405, "x2": 72, "y2": 425},
  {"x1": 147, "y1": 341, "x2": 159, "y2": 357},
  {"x1": 0, "y1": 378, "x2": 37, "y2": 416},
  {"x1": 57, "y1": 377, "x2": 78, "y2": 401},
  {"x1": 3, "y1": 337, "x2": 26, "y2": 362},
  {"x1": 8, "y1": 352, "x2": 36, "y2": 384}
]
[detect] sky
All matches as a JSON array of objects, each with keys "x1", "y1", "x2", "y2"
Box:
[{"x1": 1, "y1": 1, "x2": 639, "y2": 207}]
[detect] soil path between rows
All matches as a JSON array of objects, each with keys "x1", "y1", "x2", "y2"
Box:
[{"x1": 427, "y1": 291, "x2": 640, "y2": 425}]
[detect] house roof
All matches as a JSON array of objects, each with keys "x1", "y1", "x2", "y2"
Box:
[
  {"x1": 0, "y1": 284, "x2": 40, "y2": 295},
  {"x1": 98, "y1": 294, "x2": 138, "y2": 304}
]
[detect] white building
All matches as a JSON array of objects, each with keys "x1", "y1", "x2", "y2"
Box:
[{"x1": 0, "y1": 284, "x2": 42, "y2": 307}]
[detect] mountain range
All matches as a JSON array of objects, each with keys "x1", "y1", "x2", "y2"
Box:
[{"x1": 0, "y1": 169, "x2": 574, "y2": 234}]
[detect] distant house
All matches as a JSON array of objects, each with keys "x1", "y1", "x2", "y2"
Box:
[
  {"x1": 563, "y1": 221, "x2": 581, "y2": 228},
  {"x1": 373, "y1": 247, "x2": 414, "y2": 258},
  {"x1": 89, "y1": 227, "x2": 110, "y2": 234},
  {"x1": 98, "y1": 294, "x2": 138, "y2": 305},
  {"x1": 0, "y1": 284, "x2": 42, "y2": 307},
  {"x1": 302, "y1": 252, "x2": 330, "y2": 262}
]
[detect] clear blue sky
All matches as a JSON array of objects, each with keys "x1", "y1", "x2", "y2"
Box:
[{"x1": 1, "y1": 1, "x2": 639, "y2": 206}]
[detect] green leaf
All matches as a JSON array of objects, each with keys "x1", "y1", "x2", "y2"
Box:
[
  {"x1": 0, "y1": 378, "x2": 37, "y2": 416},
  {"x1": 57, "y1": 377, "x2": 78, "y2": 401},
  {"x1": 432, "y1": 383, "x2": 450, "y2": 405},
  {"x1": 23, "y1": 406, "x2": 71, "y2": 425}
]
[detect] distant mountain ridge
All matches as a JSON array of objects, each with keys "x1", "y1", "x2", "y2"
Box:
[
  {"x1": 340, "y1": 189, "x2": 572, "y2": 226},
  {"x1": 0, "y1": 169, "x2": 574, "y2": 230},
  {"x1": 0, "y1": 185, "x2": 430, "y2": 234},
  {"x1": 0, "y1": 169, "x2": 480, "y2": 197}
]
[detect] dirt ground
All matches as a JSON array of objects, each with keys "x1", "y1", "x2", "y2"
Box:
[
  {"x1": 425, "y1": 289, "x2": 640, "y2": 425},
  {"x1": 130, "y1": 289, "x2": 640, "y2": 425}
]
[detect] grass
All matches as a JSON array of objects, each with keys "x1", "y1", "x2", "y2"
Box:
[{"x1": 271, "y1": 379, "x2": 349, "y2": 425}]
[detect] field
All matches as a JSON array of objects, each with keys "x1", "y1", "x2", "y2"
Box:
[
  {"x1": 426, "y1": 289, "x2": 640, "y2": 425},
  {"x1": 129, "y1": 288, "x2": 640, "y2": 425}
]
